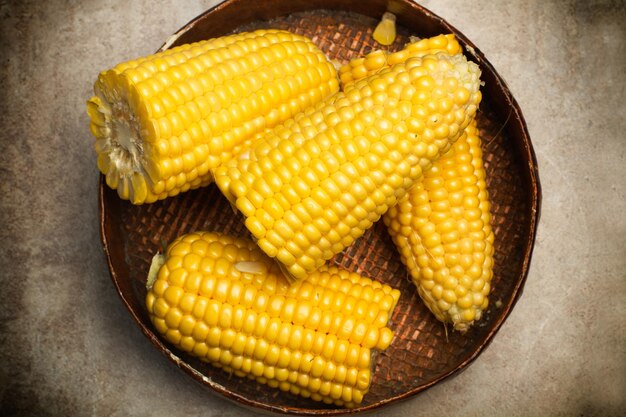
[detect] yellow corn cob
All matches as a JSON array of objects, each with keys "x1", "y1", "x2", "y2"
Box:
[
  {"x1": 383, "y1": 120, "x2": 494, "y2": 331},
  {"x1": 87, "y1": 29, "x2": 339, "y2": 204},
  {"x1": 339, "y1": 34, "x2": 462, "y2": 86},
  {"x1": 214, "y1": 52, "x2": 482, "y2": 281},
  {"x1": 146, "y1": 231, "x2": 400, "y2": 407}
]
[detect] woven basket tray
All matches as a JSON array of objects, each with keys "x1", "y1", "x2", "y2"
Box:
[{"x1": 99, "y1": 0, "x2": 541, "y2": 414}]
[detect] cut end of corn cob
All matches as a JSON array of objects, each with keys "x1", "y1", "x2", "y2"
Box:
[
  {"x1": 384, "y1": 120, "x2": 494, "y2": 332},
  {"x1": 88, "y1": 29, "x2": 339, "y2": 204},
  {"x1": 214, "y1": 51, "x2": 481, "y2": 281},
  {"x1": 339, "y1": 34, "x2": 462, "y2": 86},
  {"x1": 145, "y1": 231, "x2": 400, "y2": 407},
  {"x1": 372, "y1": 12, "x2": 397, "y2": 46}
]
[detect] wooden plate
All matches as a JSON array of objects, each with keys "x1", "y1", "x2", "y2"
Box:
[{"x1": 99, "y1": 0, "x2": 541, "y2": 414}]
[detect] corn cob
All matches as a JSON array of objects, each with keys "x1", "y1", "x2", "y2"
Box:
[
  {"x1": 339, "y1": 34, "x2": 462, "y2": 86},
  {"x1": 146, "y1": 231, "x2": 400, "y2": 407},
  {"x1": 384, "y1": 120, "x2": 494, "y2": 331},
  {"x1": 214, "y1": 52, "x2": 482, "y2": 281},
  {"x1": 87, "y1": 29, "x2": 339, "y2": 204}
]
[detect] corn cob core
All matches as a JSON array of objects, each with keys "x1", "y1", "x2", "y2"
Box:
[
  {"x1": 146, "y1": 231, "x2": 400, "y2": 407},
  {"x1": 339, "y1": 34, "x2": 462, "y2": 86},
  {"x1": 214, "y1": 52, "x2": 481, "y2": 281},
  {"x1": 384, "y1": 121, "x2": 494, "y2": 331},
  {"x1": 87, "y1": 29, "x2": 339, "y2": 204}
]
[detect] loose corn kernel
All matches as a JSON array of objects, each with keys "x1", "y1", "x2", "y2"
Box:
[
  {"x1": 215, "y1": 52, "x2": 481, "y2": 281},
  {"x1": 87, "y1": 29, "x2": 339, "y2": 204},
  {"x1": 372, "y1": 12, "x2": 397, "y2": 46},
  {"x1": 384, "y1": 120, "x2": 494, "y2": 331},
  {"x1": 146, "y1": 231, "x2": 399, "y2": 407}
]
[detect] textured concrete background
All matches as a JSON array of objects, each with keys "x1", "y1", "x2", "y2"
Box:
[{"x1": 1, "y1": 0, "x2": 624, "y2": 416}]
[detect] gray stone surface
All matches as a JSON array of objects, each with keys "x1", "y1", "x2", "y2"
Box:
[{"x1": 1, "y1": 0, "x2": 624, "y2": 416}]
